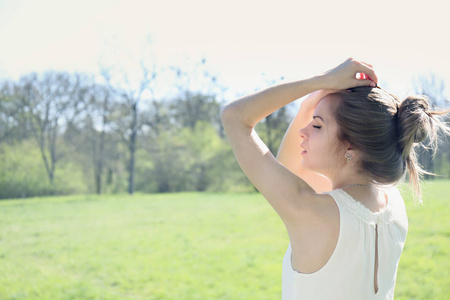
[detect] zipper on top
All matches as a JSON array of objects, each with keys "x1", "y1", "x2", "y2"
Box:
[{"x1": 374, "y1": 223, "x2": 379, "y2": 294}]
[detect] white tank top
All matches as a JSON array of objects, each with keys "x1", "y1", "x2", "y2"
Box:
[{"x1": 282, "y1": 187, "x2": 408, "y2": 299}]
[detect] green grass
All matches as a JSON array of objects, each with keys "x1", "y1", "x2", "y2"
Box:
[
  {"x1": 0, "y1": 181, "x2": 449, "y2": 299},
  {"x1": 395, "y1": 180, "x2": 450, "y2": 299}
]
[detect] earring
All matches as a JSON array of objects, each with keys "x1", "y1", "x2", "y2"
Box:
[{"x1": 346, "y1": 154, "x2": 352, "y2": 163}]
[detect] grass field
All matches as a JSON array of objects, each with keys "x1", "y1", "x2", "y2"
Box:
[{"x1": 0, "y1": 181, "x2": 449, "y2": 299}]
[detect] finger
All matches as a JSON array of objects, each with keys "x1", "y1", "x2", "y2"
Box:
[
  {"x1": 361, "y1": 61, "x2": 373, "y2": 68},
  {"x1": 356, "y1": 64, "x2": 378, "y2": 83},
  {"x1": 355, "y1": 70, "x2": 378, "y2": 84},
  {"x1": 355, "y1": 72, "x2": 368, "y2": 80},
  {"x1": 355, "y1": 72, "x2": 374, "y2": 81},
  {"x1": 353, "y1": 79, "x2": 377, "y2": 88}
]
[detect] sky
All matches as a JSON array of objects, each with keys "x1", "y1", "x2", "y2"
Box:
[{"x1": 1, "y1": 0, "x2": 449, "y2": 101}]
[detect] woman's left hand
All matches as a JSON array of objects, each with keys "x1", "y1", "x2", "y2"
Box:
[{"x1": 320, "y1": 58, "x2": 378, "y2": 90}]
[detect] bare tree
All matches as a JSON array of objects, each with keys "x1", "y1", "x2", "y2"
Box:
[
  {"x1": 90, "y1": 84, "x2": 111, "y2": 194},
  {"x1": 101, "y1": 59, "x2": 157, "y2": 195},
  {"x1": 66, "y1": 80, "x2": 113, "y2": 194},
  {"x1": 17, "y1": 72, "x2": 83, "y2": 185}
]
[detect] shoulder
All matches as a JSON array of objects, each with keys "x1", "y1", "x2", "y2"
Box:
[
  {"x1": 385, "y1": 185, "x2": 407, "y2": 212},
  {"x1": 387, "y1": 186, "x2": 409, "y2": 225},
  {"x1": 296, "y1": 191, "x2": 339, "y2": 217},
  {"x1": 285, "y1": 191, "x2": 339, "y2": 235}
]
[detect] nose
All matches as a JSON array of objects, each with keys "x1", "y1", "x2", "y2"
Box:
[{"x1": 298, "y1": 126, "x2": 307, "y2": 139}]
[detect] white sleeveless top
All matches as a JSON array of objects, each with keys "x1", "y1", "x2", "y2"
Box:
[{"x1": 282, "y1": 187, "x2": 408, "y2": 299}]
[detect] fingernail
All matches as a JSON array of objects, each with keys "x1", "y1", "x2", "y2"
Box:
[{"x1": 370, "y1": 82, "x2": 376, "y2": 87}]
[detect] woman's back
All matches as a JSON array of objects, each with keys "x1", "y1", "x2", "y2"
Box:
[{"x1": 282, "y1": 186, "x2": 408, "y2": 299}]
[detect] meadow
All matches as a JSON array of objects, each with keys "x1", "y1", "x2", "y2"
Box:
[{"x1": 0, "y1": 180, "x2": 449, "y2": 299}]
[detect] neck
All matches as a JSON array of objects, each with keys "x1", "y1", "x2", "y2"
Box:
[
  {"x1": 330, "y1": 171, "x2": 371, "y2": 190},
  {"x1": 341, "y1": 183, "x2": 373, "y2": 189}
]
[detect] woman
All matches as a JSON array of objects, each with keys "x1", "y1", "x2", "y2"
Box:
[{"x1": 220, "y1": 58, "x2": 449, "y2": 299}]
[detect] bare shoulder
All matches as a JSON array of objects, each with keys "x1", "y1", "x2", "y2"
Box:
[
  {"x1": 285, "y1": 192, "x2": 339, "y2": 236},
  {"x1": 299, "y1": 192, "x2": 338, "y2": 220}
]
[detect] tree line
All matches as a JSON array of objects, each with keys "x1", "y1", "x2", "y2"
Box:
[
  {"x1": 0, "y1": 59, "x2": 292, "y2": 199},
  {"x1": 0, "y1": 63, "x2": 448, "y2": 199}
]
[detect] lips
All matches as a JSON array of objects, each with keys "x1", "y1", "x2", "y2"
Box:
[{"x1": 300, "y1": 144, "x2": 307, "y2": 155}]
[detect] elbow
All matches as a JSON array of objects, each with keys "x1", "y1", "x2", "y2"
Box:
[
  {"x1": 220, "y1": 103, "x2": 236, "y2": 126},
  {"x1": 221, "y1": 101, "x2": 250, "y2": 127},
  {"x1": 221, "y1": 102, "x2": 253, "y2": 130},
  {"x1": 220, "y1": 103, "x2": 228, "y2": 120}
]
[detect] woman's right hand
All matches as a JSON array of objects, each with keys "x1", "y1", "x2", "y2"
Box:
[{"x1": 319, "y1": 58, "x2": 378, "y2": 90}]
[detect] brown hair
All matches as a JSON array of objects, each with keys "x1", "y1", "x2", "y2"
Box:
[{"x1": 329, "y1": 86, "x2": 450, "y2": 204}]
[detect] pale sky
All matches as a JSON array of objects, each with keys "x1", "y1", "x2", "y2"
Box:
[{"x1": 1, "y1": 0, "x2": 449, "y2": 100}]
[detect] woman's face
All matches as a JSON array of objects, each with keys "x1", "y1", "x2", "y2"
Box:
[{"x1": 298, "y1": 95, "x2": 345, "y2": 177}]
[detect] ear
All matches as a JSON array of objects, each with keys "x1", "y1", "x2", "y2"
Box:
[
  {"x1": 345, "y1": 144, "x2": 357, "y2": 162},
  {"x1": 346, "y1": 143, "x2": 354, "y2": 153}
]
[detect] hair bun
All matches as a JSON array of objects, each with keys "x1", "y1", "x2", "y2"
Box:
[
  {"x1": 397, "y1": 95, "x2": 432, "y2": 155},
  {"x1": 413, "y1": 126, "x2": 427, "y2": 143},
  {"x1": 412, "y1": 97, "x2": 429, "y2": 143}
]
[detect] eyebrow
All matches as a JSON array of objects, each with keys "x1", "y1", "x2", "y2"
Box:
[{"x1": 312, "y1": 116, "x2": 324, "y2": 122}]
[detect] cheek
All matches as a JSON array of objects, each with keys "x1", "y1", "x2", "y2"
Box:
[
  {"x1": 309, "y1": 134, "x2": 333, "y2": 163},
  {"x1": 311, "y1": 131, "x2": 331, "y2": 150},
  {"x1": 327, "y1": 141, "x2": 346, "y2": 166},
  {"x1": 317, "y1": 134, "x2": 342, "y2": 164}
]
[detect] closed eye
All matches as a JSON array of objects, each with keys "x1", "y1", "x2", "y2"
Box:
[{"x1": 313, "y1": 125, "x2": 322, "y2": 129}]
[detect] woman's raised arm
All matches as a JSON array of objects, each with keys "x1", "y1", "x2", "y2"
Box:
[{"x1": 221, "y1": 77, "x2": 323, "y2": 224}]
